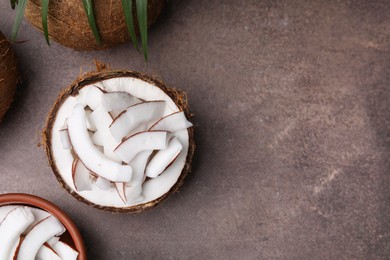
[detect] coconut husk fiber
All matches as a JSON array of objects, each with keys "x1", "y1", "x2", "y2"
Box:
[
  {"x1": 0, "y1": 31, "x2": 18, "y2": 122},
  {"x1": 25, "y1": 0, "x2": 166, "y2": 51},
  {"x1": 43, "y1": 69, "x2": 195, "y2": 213}
]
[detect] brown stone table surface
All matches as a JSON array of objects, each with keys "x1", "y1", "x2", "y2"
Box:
[{"x1": 0, "y1": 0, "x2": 389, "y2": 259}]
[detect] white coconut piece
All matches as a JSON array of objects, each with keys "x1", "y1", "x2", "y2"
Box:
[
  {"x1": 115, "y1": 183, "x2": 127, "y2": 204},
  {"x1": 24, "y1": 208, "x2": 52, "y2": 234},
  {"x1": 146, "y1": 137, "x2": 183, "y2": 178},
  {"x1": 101, "y1": 91, "x2": 141, "y2": 114},
  {"x1": 0, "y1": 205, "x2": 18, "y2": 221},
  {"x1": 52, "y1": 241, "x2": 79, "y2": 260},
  {"x1": 126, "y1": 185, "x2": 144, "y2": 204},
  {"x1": 123, "y1": 151, "x2": 153, "y2": 203},
  {"x1": 114, "y1": 131, "x2": 169, "y2": 163},
  {"x1": 36, "y1": 243, "x2": 61, "y2": 260},
  {"x1": 0, "y1": 207, "x2": 34, "y2": 260},
  {"x1": 149, "y1": 111, "x2": 193, "y2": 132},
  {"x1": 95, "y1": 177, "x2": 113, "y2": 190},
  {"x1": 59, "y1": 122, "x2": 72, "y2": 150},
  {"x1": 109, "y1": 101, "x2": 166, "y2": 141},
  {"x1": 78, "y1": 85, "x2": 105, "y2": 110},
  {"x1": 59, "y1": 129, "x2": 72, "y2": 150},
  {"x1": 17, "y1": 216, "x2": 66, "y2": 260},
  {"x1": 91, "y1": 131, "x2": 104, "y2": 146},
  {"x1": 0, "y1": 207, "x2": 56, "y2": 258},
  {"x1": 72, "y1": 158, "x2": 93, "y2": 191},
  {"x1": 85, "y1": 109, "x2": 97, "y2": 131},
  {"x1": 89, "y1": 106, "x2": 121, "y2": 162},
  {"x1": 127, "y1": 150, "x2": 153, "y2": 187},
  {"x1": 46, "y1": 236, "x2": 60, "y2": 247},
  {"x1": 67, "y1": 104, "x2": 132, "y2": 182}
]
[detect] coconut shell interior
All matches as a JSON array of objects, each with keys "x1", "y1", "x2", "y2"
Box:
[
  {"x1": 43, "y1": 70, "x2": 195, "y2": 213},
  {"x1": 25, "y1": 0, "x2": 166, "y2": 51},
  {"x1": 0, "y1": 31, "x2": 18, "y2": 122}
]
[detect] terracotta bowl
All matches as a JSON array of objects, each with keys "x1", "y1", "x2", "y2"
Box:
[{"x1": 0, "y1": 193, "x2": 87, "y2": 259}]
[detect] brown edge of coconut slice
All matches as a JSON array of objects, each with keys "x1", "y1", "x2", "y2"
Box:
[
  {"x1": 42, "y1": 69, "x2": 195, "y2": 213},
  {"x1": 114, "y1": 183, "x2": 127, "y2": 204},
  {"x1": 12, "y1": 234, "x2": 25, "y2": 259},
  {"x1": 71, "y1": 158, "x2": 93, "y2": 192},
  {"x1": 36, "y1": 242, "x2": 61, "y2": 259}
]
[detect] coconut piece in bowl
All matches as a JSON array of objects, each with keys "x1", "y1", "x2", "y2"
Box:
[
  {"x1": 44, "y1": 70, "x2": 195, "y2": 213},
  {"x1": 0, "y1": 205, "x2": 78, "y2": 260}
]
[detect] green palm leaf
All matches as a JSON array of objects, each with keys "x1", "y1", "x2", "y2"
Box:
[
  {"x1": 82, "y1": 0, "x2": 101, "y2": 44},
  {"x1": 136, "y1": 0, "x2": 148, "y2": 61},
  {"x1": 42, "y1": 0, "x2": 50, "y2": 45},
  {"x1": 121, "y1": 0, "x2": 139, "y2": 51},
  {"x1": 11, "y1": 0, "x2": 28, "y2": 41}
]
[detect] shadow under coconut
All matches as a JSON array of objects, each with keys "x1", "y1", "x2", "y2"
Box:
[
  {"x1": 146, "y1": 0, "x2": 194, "y2": 38},
  {"x1": 0, "y1": 67, "x2": 30, "y2": 129},
  {"x1": 362, "y1": 60, "x2": 390, "y2": 256},
  {"x1": 153, "y1": 0, "x2": 187, "y2": 23},
  {"x1": 0, "y1": 37, "x2": 38, "y2": 126},
  {"x1": 77, "y1": 225, "x2": 106, "y2": 259}
]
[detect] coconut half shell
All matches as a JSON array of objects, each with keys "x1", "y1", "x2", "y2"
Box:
[
  {"x1": 43, "y1": 69, "x2": 195, "y2": 213},
  {"x1": 0, "y1": 31, "x2": 18, "y2": 122},
  {"x1": 25, "y1": 0, "x2": 166, "y2": 51}
]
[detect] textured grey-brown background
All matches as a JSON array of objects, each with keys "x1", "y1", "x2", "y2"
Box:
[{"x1": 0, "y1": 0, "x2": 390, "y2": 259}]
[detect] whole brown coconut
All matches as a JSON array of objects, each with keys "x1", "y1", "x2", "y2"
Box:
[
  {"x1": 0, "y1": 31, "x2": 18, "y2": 122},
  {"x1": 43, "y1": 67, "x2": 195, "y2": 213},
  {"x1": 25, "y1": 0, "x2": 166, "y2": 51}
]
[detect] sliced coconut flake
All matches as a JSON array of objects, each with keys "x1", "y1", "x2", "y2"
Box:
[
  {"x1": 59, "y1": 129, "x2": 72, "y2": 150},
  {"x1": 95, "y1": 177, "x2": 112, "y2": 190},
  {"x1": 89, "y1": 106, "x2": 121, "y2": 162},
  {"x1": 52, "y1": 241, "x2": 79, "y2": 260},
  {"x1": 72, "y1": 158, "x2": 93, "y2": 191},
  {"x1": 127, "y1": 150, "x2": 153, "y2": 187},
  {"x1": 17, "y1": 216, "x2": 65, "y2": 260},
  {"x1": 91, "y1": 131, "x2": 104, "y2": 146},
  {"x1": 0, "y1": 207, "x2": 34, "y2": 260},
  {"x1": 89, "y1": 106, "x2": 113, "y2": 128},
  {"x1": 149, "y1": 111, "x2": 193, "y2": 132},
  {"x1": 115, "y1": 183, "x2": 127, "y2": 204},
  {"x1": 24, "y1": 208, "x2": 52, "y2": 234},
  {"x1": 126, "y1": 185, "x2": 143, "y2": 203},
  {"x1": 67, "y1": 104, "x2": 132, "y2": 182},
  {"x1": 145, "y1": 137, "x2": 183, "y2": 178},
  {"x1": 85, "y1": 109, "x2": 97, "y2": 131},
  {"x1": 109, "y1": 101, "x2": 166, "y2": 141},
  {"x1": 78, "y1": 85, "x2": 105, "y2": 110},
  {"x1": 114, "y1": 131, "x2": 169, "y2": 163},
  {"x1": 46, "y1": 236, "x2": 60, "y2": 247},
  {"x1": 124, "y1": 151, "x2": 152, "y2": 203},
  {"x1": 36, "y1": 243, "x2": 61, "y2": 260},
  {"x1": 101, "y1": 91, "x2": 141, "y2": 113}
]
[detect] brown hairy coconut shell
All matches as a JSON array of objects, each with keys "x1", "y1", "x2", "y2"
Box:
[
  {"x1": 25, "y1": 0, "x2": 166, "y2": 51},
  {"x1": 43, "y1": 67, "x2": 195, "y2": 213},
  {"x1": 0, "y1": 31, "x2": 18, "y2": 122}
]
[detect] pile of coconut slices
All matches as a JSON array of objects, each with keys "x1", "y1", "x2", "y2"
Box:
[
  {"x1": 54, "y1": 78, "x2": 192, "y2": 208},
  {"x1": 0, "y1": 205, "x2": 78, "y2": 259}
]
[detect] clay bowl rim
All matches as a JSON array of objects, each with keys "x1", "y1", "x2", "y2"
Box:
[{"x1": 0, "y1": 193, "x2": 87, "y2": 259}]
